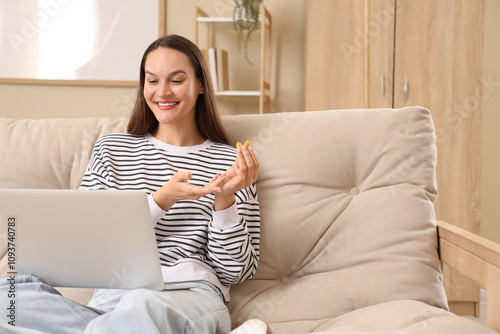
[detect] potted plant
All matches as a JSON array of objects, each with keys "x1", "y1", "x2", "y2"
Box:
[{"x1": 233, "y1": 0, "x2": 263, "y2": 64}]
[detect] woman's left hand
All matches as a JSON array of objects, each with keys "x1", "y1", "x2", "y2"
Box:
[{"x1": 213, "y1": 145, "x2": 259, "y2": 211}]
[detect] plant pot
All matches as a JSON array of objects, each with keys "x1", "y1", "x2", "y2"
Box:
[{"x1": 234, "y1": 0, "x2": 260, "y2": 22}]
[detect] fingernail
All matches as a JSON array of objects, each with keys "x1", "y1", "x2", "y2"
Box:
[
  {"x1": 248, "y1": 146, "x2": 254, "y2": 151},
  {"x1": 242, "y1": 145, "x2": 247, "y2": 151}
]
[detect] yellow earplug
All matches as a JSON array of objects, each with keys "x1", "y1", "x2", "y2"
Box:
[{"x1": 236, "y1": 141, "x2": 250, "y2": 150}]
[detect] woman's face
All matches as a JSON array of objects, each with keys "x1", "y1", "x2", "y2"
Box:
[{"x1": 143, "y1": 47, "x2": 203, "y2": 129}]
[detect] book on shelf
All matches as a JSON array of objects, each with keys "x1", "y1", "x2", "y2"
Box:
[
  {"x1": 201, "y1": 48, "x2": 229, "y2": 92},
  {"x1": 208, "y1": 48, "x2": 218, "y2": 91},
  {"x1": 216, "y1": 49, "x2": 229, "y2": 91}
]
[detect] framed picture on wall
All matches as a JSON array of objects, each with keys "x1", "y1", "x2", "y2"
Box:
[{"x1": 0, "y1": 0, "x2": 166, "y2": 87}]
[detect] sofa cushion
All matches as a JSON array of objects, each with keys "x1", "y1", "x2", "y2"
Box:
[
  {"x1": 222, "y1": 107, "x2": 448, "y2": 329},
  {"x1": 307, "y1": 300, "x2": 496, "y2": 333}
]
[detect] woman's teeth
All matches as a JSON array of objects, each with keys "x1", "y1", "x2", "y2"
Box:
[{"x1": 158, "y1": 102, "x2": 178, "y2": 107}]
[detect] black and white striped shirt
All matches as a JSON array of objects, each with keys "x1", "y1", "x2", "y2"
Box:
[{"x1": 80, "y1": 133, "x2": 260, "y2": 300}]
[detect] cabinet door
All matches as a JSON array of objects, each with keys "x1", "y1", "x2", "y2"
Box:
[
  {"x1": 393, "y1": 0, "x2": 484, "y2": 314},
  {"x1": 304, "y1": 0, "x2": 365, "y2": 110},
  {"x1": 304, "y1": 0, "x2": 395, "y2": 110},
  {"x1": 368, "y1": 0, "x2": 396, "y2": 108}
]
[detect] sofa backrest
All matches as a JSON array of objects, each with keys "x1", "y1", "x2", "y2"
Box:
[
  {"x1": 0, "y1": 117, "x2": 129, "y2": 190},
  {"x1": 0, "y1": 107, "x2": 448, "y2": 329}
]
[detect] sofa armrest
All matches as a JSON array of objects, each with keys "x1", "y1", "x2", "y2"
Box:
[{"x1": 437, "y1": 220, "x2": 500, "y2": 332}]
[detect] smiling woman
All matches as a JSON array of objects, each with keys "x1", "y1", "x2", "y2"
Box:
[{"x1": 0, "y1": 0, "x2": 166, "y2": 86}]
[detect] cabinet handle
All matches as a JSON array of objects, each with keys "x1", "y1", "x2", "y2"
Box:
[
  {"x1": 381, "y1": 75, "x2": 385, "y2": 96},
  {"x1": 404, "y1": 76, "x2": 409, "y2": 103}
]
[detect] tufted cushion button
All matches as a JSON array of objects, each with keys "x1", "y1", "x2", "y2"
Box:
[
  {"x1": 350, "y1": 186, "x2": 360, "y2": 195},
  {"x1": 281, "y1": 276, "x2": 292, "y2": 284}
]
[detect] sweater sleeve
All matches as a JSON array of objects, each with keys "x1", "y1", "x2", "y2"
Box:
[
  {"x1": 79, "y1": 139, "x2": 111, "y2": 191},
  {"x1": 206, "y1": 183, "x2": 260, "y2": 286},
  {"x1": 79, "y1": 137, "x2": 168, "y2": 226}
]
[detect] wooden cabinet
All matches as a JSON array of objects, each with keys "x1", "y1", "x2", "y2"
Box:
[{"x1": 305, "y1": 0, "x2": 485, "y2": 316}]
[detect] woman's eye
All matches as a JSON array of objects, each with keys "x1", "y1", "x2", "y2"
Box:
[
  {"x1": 171, "y1": 80, "x2": 183, "y2": 84},
  {"x1": 148, "y1": 80, "x2": 158, "y2": 84}
]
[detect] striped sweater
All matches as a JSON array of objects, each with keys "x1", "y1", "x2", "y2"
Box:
[{"x1": 80, "y1": 133, "x2": 260, "y2": 300}]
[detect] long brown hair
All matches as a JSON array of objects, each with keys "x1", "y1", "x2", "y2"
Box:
[{"x1": 127, "y1": 34, "x2": 229, "y2": 145}]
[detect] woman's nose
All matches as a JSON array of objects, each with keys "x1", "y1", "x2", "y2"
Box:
[{"x1": 157, "y1": 82, "x2": 172, "y2": 96}]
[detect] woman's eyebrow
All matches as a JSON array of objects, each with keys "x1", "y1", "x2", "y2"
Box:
[{"x1": 145, "y1": 70, "x2": 187, "y2": 77}]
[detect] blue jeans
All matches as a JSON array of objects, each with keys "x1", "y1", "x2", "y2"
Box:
[{"x1": 0, "y1": 275, "x2": 231, "y2": 334}]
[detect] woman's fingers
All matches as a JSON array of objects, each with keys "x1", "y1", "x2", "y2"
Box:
[
  {"x1": 156, "y1": 171, "x2": 231, "y2": 211},
  {"x1": 247, "y1": 147, "x2": 259, "y2": 182},
  {"x1": 208, "y1": 174, "x2": 228, "y2": 189},
  {"x1": 240, "y1": 147, "x2": 253, "y2": 186},
  {"x1": 237, "y1": 145, "x2": 259, "y2": 186},
  {"x1": 173, "y1": 171, "x2": 224, "y2": 199},
  {"x1": 236, "y1": 147, "x2": 248, "y2": 174}
]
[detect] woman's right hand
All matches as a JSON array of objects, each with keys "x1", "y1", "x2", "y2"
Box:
[{"x1": 152, "y1": 171, "x2": 227, "y2": 211}]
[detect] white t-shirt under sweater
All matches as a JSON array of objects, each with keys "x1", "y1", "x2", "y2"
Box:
[{"x1": 80, "y1": 133, "x2": 260, "y2": 300}]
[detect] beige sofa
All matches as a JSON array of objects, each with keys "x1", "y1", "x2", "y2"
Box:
[{"x1": 1, "y1": 106, "x2": 499, "y2": 333}]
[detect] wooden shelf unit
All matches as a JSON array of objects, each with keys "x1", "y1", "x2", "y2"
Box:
[{"x1": 194, "y1": 6, "x2": 272, "y2": 114}]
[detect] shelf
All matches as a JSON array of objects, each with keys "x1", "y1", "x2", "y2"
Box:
[
  {"x1": 197, "y1": 17, "x2": 234, "y2": 23},
  {"x1": 194, "y1": 6, "x2": 272, "y2": 114},
  {"x1": 215, "y1": 91, "x2": 261, "y2": 97},
  {"x1": 196, "y1": 17, "x2": 261, "y2": 23}
]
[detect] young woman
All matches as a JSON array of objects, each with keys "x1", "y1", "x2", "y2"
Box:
[
  {"x1": 0, "y1": 34, "x2": 263, "y2": 334},
  {"x1": 80, "y1": 34, "x2": 261, "y2": 333}
]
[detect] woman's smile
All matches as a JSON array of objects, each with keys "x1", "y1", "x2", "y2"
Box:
[{"x1": 156, "y1": 101, "x2": 180, "y2": 110}]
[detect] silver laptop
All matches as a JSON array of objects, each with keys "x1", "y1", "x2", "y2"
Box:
[{"x1": 0, "y1": 189, "x2": 165, "y2": 290}]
